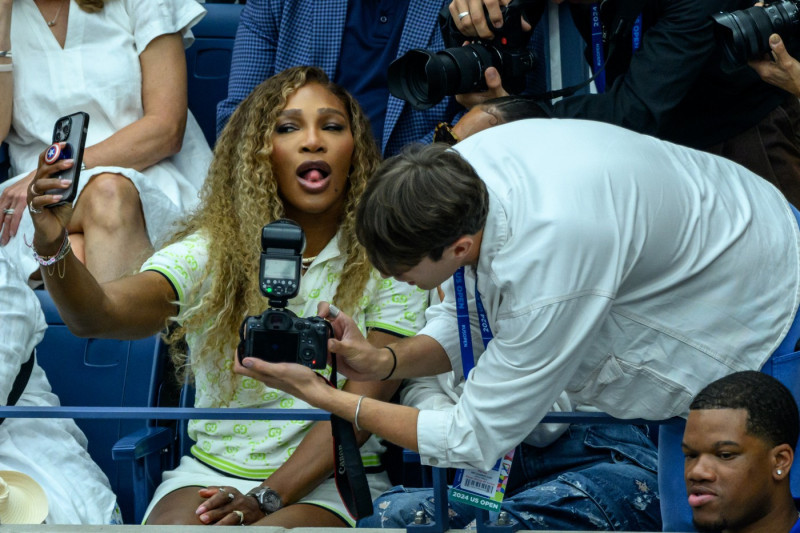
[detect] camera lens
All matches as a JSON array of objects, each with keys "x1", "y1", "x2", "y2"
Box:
[
  {"x1": 55, "y1": 119, "x2": 71, "y2": 142},
  {"x1": 388, "y1": 44, "x2": 496, "y2": 110},
  {"x1": 712, "y1": 0, "x2": 800, "y2": 64}
]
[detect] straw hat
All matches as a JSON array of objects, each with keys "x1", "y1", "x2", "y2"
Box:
[{"x1": 0, "y1": 471, "x2": 48, "y2": 524}]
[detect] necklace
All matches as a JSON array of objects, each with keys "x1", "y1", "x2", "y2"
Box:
[
  {"x1": 301, "y1": 255, "x2": 317, "y2": 270},
  {"x1": 39, "y1": 0, "x2": 66, "y2": 27}
]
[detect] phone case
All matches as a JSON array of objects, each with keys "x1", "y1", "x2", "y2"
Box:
[{"x1": 45, "y1": 111, "x2": 89, "y2": 207}]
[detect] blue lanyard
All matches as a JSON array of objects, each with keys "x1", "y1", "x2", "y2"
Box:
[
  {"x1": 454, "y1": 266, "x2": 493, "y2": 378},
  {"x1": 590, "y1": 5, "x2": 642, "y2": 94}
]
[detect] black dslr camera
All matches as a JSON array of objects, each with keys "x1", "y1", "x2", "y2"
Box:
[
  {"x1": 387, "y1": 0, "x2": 545, "y2": 110},
  {"x1": 712, "y1": 1, "x2": 800, "y2": 65},
  {"x1": 237, "y1": 219, "x2": 330, "y2": 369}
]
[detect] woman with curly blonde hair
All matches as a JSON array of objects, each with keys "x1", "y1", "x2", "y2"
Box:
[{"x1": 26, "y1": 66, "x2": 429, "y2": 527}]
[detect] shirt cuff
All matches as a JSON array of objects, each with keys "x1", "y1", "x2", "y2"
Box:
[{"x1": 416, "y1": 408, "x2": 452, "y2": 467}]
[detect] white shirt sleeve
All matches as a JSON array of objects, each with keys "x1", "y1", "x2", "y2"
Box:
[
  {"x1": 124, "y1": 0, "x2": 207, "y2": 51},
  {"x1": 416, "y1": 294, "x2": 612, "y2": 470},
  {"x1": 0, "y1": 250, "x2": 46, "y2": 404}
]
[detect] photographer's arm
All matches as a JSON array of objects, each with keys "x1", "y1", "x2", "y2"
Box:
[
  {"x1": 320, "y1": 303, "x2": 452, "y2": 381},
  {"x1": 551, "y1": 0, "x2": 723, "y2": 136},
  {"x1": 236, "y1": 356, "x2": 423, "y2": 452},
  {"x1": 224, "y1": 330, "x2": 403, "y2": 515},
  {"x1": 29, "y1": 156, "x2": 176, "y2": 339},
  {"x1": 749, "y1": 34, "x2": 800, "y2": 97}
]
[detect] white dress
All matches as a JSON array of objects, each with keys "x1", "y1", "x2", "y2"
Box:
[
  {"x1": 0, "y1": 246, "x2": 119, "y2": 524},
  {"x1": 1, "y1": 0, "x2": 212, "y2": 277}
]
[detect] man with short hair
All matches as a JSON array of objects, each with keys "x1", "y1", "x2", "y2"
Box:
[
  {"x1": 236, "y1": 118, "x2": 800, "y2": 528},
  {"x1": 683, "y1": 371, "x2": 799, "y2": 533}
]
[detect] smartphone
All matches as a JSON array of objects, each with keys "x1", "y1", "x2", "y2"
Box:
[{"x1": 44, "y1": 111, "x2": 89, "y2": 207}]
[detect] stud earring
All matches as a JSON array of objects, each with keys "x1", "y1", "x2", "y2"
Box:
[{"x1": 777, "y1": 469, "x2": 783, "y2": 476}]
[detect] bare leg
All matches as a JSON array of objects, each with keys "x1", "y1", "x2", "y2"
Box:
[
  {"x1": 252, "y1": 503, "x2": 348, "y2": 527},
  {"x1": 68, "y1": 173, "x2": 153, "y2": 283},
  {"x1": 145, "y1": 486, "x2": 206, "y2": 525}
]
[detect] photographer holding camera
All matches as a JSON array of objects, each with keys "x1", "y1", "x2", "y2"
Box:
[
  {"x1": 750, "y1": 33, "x2": 800, "y2": 97},
  {"x1": 445, "y1": 0, "x2": 800, "y2": 208},
  {"x1": 25, "y1": 66, "x2": 429, "y2": 528},
  {"x1": 236, "y1": 119, "x2": 800, "y2": 531}
]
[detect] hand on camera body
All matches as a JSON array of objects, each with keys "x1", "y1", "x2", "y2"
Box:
[
  {"x1": 234, "y1": 301, "x2": 391, "y2": 405},
  {"x1": 749, "y1": 33, "x2": 800, "y2": 97},
  {"x1": 455, "y1": 65, "x2": 511, "y2": 108},
  {"x1": 449, "y1": 0, "x2": 532, "y2": 39}
]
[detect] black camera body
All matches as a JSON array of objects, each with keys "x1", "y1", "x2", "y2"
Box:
[
  {"x1": 713, "y1": 1, "x2": 800, "y2": 65},
  {"x1": 387, "y1": 0, "x2": 544, "y2": 110},
  {"x1": 238, "y1": 219, "x2": 329, "y2": 369}
]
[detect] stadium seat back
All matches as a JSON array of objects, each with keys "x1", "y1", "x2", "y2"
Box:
[
  {"x1": 185, "y1": 3, "x2": 244, "y2": 148},
  {"x1": 33, "y1": 289, "x2": 168, "y2": 524}
]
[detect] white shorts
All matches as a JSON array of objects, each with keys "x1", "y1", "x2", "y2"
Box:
[{"x1": 142, "y1": 455, "x2": 391, "y2": 526}]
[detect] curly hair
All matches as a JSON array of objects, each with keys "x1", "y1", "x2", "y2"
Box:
[{"x1": 164, "y1": 66, "x2": 380, "y2": 400}]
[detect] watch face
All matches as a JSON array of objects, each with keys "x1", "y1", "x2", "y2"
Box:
[{"x1": 253, "y1": 487, "x2": 282, "y2": 514}]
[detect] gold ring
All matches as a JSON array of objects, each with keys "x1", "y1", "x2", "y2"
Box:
[
  {"x1": 30, "y1": 183, "x2": 40, "y2": 195},
  {"x1": 233, "y1": 509, "x2": 244, "y2": 525}
]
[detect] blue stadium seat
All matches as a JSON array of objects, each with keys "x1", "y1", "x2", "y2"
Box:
[
  {"x1": 33, "y1": 289, "x2": 173, "y2": 524},
  {"x1": 185, "y1": 2, "x2": 244, "y2": 148}
]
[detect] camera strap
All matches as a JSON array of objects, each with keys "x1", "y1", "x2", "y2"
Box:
[
  {"x1": 328, "y1": 356, "x2": 374, "y2": 520},
  {"x1": 0, "y1": 351, "x2": 35, "y2": 426}
]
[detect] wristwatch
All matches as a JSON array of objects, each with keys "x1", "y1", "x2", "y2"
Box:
[{"x1": 246, "y1": 486, "x2": 283, "y2": 515}]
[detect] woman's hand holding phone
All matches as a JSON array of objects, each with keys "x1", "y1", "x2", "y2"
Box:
[{"x1": 28, "y1": 143, "x2": 77, "y2": 256}]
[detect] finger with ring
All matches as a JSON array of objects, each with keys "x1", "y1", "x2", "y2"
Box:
[
  {"x1": 29, "y1": 200, "x2": 43, "y2": 215},
  {"x1": 458, "y1": 10, "x2": 470, "y2": 20},
  {"x1": 233, "y1": 509, "x2": 244, "y2": 525},
  {"x1": 30, "y1": 183, "x2": 40, "y2": 195},
  {"x1": 328, "y1": 303, "x2": 340, "y2": 318},
  {"x1": 3, "y1": 208, "x2": 14, "y2": 215}
]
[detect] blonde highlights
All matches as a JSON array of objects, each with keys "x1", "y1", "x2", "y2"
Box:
[{"x1": 164, "y1": 67, "x2": 379, "y2": 401}]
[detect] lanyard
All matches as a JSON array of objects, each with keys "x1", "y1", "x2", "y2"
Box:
[
  {"x1": 590, "y1": 4, "x2": 642, "y2": 94},
  {"x1": 454, "y1": 266, "x2": 493, "y2": 378}
]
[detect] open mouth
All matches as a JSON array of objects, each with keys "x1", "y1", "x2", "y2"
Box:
[{"x1": 296, "y1": 160, "x2": 332, "y2": 183}]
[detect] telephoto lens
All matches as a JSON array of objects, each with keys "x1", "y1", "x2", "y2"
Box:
[
  {"x1": 712, "y1": 0, "x2": 800, "y2": 64},
  {"x1": 387, "y1": 45, "x2": 498, "y2": 110}
]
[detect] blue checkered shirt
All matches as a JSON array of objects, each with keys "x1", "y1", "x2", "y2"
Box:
[{"x1": 216, "y1": 0, "x2": 459, "y2": 156}]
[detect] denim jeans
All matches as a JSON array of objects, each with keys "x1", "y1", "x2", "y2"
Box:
[{"x1": 359, "y1": 424, "x2": 661, "y2": 531}]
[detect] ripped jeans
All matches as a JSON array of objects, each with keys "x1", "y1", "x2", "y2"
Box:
[{"x1": 359, "y1": 424, "x2": 661, "y2": 531}]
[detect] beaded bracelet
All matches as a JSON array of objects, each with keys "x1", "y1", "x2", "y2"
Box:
[{"x1": 32, "y1": 230, "x2": 72, "y2": 267}]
